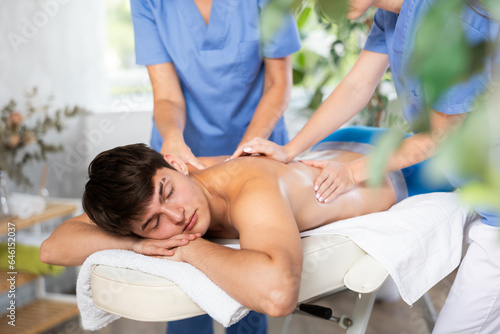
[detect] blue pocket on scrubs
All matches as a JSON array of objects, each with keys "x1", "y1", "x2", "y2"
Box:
[{"x1": 236, "y1": 40, "x2": 262, "y2": 83}]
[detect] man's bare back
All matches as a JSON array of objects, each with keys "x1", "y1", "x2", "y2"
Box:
[{"x1": 194, "y1": 150, "x2": 396, "y2": 239}]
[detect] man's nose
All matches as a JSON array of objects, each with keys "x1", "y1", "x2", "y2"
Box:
[{"x1": 162, "y1": 205, "x2": 185, "y2": 224}]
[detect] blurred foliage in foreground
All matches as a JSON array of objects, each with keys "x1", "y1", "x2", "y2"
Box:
[
  {"x1": 280, "y1": 0, "x2": 407, "y2": 129},
  {"x1": 401, "y1": 0, "x2": 500, "y2": 215},
  {"x1": 262, "y1": 0, "x2": 500, "y2": 220}
]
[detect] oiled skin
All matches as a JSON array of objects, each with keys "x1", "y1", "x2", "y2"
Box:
[{"x1": 194, "y1": 150, "x2": 396, "y2": 239}]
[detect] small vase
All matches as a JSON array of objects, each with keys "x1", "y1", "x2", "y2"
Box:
[{"x1": 0, "y1": 170, "x2": 12, "y2": 220}]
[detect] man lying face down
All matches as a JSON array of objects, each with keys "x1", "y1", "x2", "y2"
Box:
[{"x1": 41, "y1": 141, "x2": 398, "y2": 317}]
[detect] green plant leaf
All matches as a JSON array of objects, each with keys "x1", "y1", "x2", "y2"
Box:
[
  {"x1": 368, "y1": 129, "x2": 404, "y2": 187},
  {"x1": 261, "y1": 0, "x2": 296, "y2": 43},
  {"x1": 410, "y1": 0, "x2": 489, "y2": 107},
  {"x1": 460, "y1": 181, "x2": 500, "y2": 209},
  {"x1": 296, "y1": 5, "x2": 312, "y2": 29},
  {"x1": 484, "y1": 0, "x2": 500, "y2": 21},
  {"x1": 316, "y1": 0, "x2": 348, "y2": 24},
  {"x1": 293, "y1": 68, "x2": 306, "y2": 85},
  {"x1": 432, "y1": 105, "x2": 491, "y2": 181}
]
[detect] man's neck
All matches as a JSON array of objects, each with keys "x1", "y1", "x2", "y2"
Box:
[{"x1": 189, "y1": 172, "x2": 231, "y2": 232}]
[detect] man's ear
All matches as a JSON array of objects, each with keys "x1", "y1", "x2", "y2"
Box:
[{"x1": 163, "y1": 154, "x2": 189, "y2": 175}]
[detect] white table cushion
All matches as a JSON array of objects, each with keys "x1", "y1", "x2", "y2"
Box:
[{"x1": 90, "y1": 234, "x2": 382, "y2": 321}]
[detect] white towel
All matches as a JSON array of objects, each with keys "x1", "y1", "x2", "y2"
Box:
[
  {"x1": 77, "y1": 250, "x2": 249, "y2": 330},
  {"x1": 77, "y1": 192, "x2": 476, "y2": 330},
  {"x1": 301, "y1": 192, "x2": 478, "y2": 305}
]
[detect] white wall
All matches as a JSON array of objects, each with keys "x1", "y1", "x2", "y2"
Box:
[
  {"x1": 0, "y1": 0, "x2": 152, "y2": 198},
  {"x1": 20, "y1": 111, "x2": 152, "y2": 199},
  {"x1": 0, "y1": 0, "x2": 109, "y2": 109}
]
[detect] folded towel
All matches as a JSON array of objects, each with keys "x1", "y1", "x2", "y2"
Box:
[
  {"x1": 301, "y1": 192, "x2": 478, "y2": 305},
  {"x1": 77, "y1": 250, "x2": 249, "y2": 330},
  {"x1": 77, "y1": 192, "x2": 475, "y2": 329}
]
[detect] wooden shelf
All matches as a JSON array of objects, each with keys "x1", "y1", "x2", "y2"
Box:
[
  {"x1": 0, "y1": 202, "x2": 77, "y2": 235},
  {"x1": 0, "y1": 299, "x2": 79, "y2": 334},
  {"x1": 0, "y1": 270, "x2": 38, "y2": 294},
  {"x1": 0, "y1": 200, "x2": 80, "y2": 333}
]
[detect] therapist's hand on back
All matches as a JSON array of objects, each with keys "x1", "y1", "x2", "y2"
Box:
[
  {"x1": 160, "y1": 139, "x2": 206, "y2": 170},
  {"x1": 231, "y1": 137, "x2": 357, "y2": 203},
  {"x1": 299, "y1": 160, "x2": 357, "y2": 203},
  {"x1": 230, "y1": 137, "x2": 293, "y2": 163}
]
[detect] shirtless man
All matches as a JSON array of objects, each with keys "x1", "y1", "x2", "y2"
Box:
[{"x1": 40, "y1": 126, "x2": 448, "y2": 317}]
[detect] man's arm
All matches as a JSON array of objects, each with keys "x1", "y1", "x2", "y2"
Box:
[
  {"x1": 174, "y1": 177, "x2": 303, "y2": 317},
  {"x1": 40, "y1": 213, "x2": 199, "y2": 266}
]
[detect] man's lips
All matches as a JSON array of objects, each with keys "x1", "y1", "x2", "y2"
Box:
[{"x1": 183, "y1": 211, "x2": 197, "y2": 232}]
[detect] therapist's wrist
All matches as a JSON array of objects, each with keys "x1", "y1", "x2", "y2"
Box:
[
  {"x1": 349, "y1": 158, "x2": 369, "y2": 185},
  {"x1": 161, "y1": 131, "x2": 187, "y2": 154},
  {"x1": 283, "y1": 142, "x2": 303, "y2": 163},
  {"x1": 162, "y1": 128, "x2": 184, "y2": 143}
]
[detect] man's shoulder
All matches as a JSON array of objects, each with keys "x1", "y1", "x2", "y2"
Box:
[{"x1": 213, "y1": 157, "x2": 285, "y2": 195}]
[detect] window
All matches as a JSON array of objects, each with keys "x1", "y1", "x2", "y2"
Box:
[{"x1": 105, "y1": 0, "x2": 152, "y2": 111}]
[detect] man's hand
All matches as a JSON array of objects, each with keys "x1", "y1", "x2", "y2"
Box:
[
  {"x1": 160, "y1": 140, "x2": 206, "y2": 170},
  {"x1": 300, "y1": 160, "x2": 357, "y2": 203},
  {"x1": 230, "y1": 137, "x2": 292, "y2": 163},
  {"x1": 131, "y1": 233, "x2": 202, "y2": 257}
]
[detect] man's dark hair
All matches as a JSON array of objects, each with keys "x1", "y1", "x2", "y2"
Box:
[{"x1": 82, "y1": 143, "x2": 175, "y2": 236}]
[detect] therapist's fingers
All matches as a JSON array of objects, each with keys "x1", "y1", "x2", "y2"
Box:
[
  {"x1": 237, "y1": 142, "x2": 288, "y2": 162},
  {"x1": 229, "y1": 138, "x2": 263, "y2": 159},
  {"x1": 316, "y1": 174, "x2": 338, "y2": 203},
  {"x1": 319, "y1": 178, "x2": 340, "y2": 203},
  {"x1": 229, "y1": 145, "x2": 248, "y2": 160},
  {"x1": 301, "y1": 160, "x2": 347, "y2": 203},
  {"x1": 160, "y1": 141, "x2": 206, "y2": 170},
  {"x1": 185, "y1": 155, "x2": 207, "y2": 170},
  {"x1": 301, "y1": 160, "x2": 331, "y2": 202},
  {"x1": 241, "y1": 143, "x2": 275, "y2": 157}
]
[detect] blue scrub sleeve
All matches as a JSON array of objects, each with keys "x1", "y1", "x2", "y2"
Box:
[
  {"x1": 431, "y1": 4, "x2": 497, "y2": 115},
  {"x1": 432, "y1": 72, "x2": 489, "y2": 115},
  {"x1": 130, "y1": 0, "x2": 172, "y2": 65},
  {"x1": 364, "y1": 9, "x2": 389, "y2": 54},
  {"x1": 258, "y1": 0, "x2": 301, "y2": 58}
]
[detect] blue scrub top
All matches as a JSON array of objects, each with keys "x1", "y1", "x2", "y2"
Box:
[
  {"x1": 363, "y1": 0, "x2": 499, "y2": 226},
  {"x1": 130, "y1": 0, "x2": 301, "y2": 156},
  {"x1": 364, "y1": 0, "x2": 497, "y2": 128}
]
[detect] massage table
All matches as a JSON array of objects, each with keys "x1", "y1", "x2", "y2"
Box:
[
  {"x1": 89, "y1": 235, "x2": 436, "y2": 333},
  {"x1": 83, "y1": 192, "x2": 475, "y2": 333}
]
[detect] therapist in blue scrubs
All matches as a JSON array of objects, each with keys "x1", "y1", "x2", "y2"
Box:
[
  {"x1": 233, "y1": 0, "x2": 500, "y2": 332},
  {"x1": 130, "y1": 0, "x2": 300, "y2": 333}
]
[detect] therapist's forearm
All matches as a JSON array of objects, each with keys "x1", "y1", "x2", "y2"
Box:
[
  {"x1": 240, "y1": 56, "x2": 292, "y2": 144},
  {"x1": 240, "y1": 80, "x2": 291, "y2": 144},
  {"x1": 153, "y1": 99, "x2": 186, "y2": 145},
  {"x1": 285, "y1": 78, "x2": 373, "y2": 161},
  {"x1": 349, "y1": 111, "x2": 466, "y2": 184},
  {"x1": 348, "y1": 133, "x2": 438, "y2": 185},
  {"x1": 284, "y1": 50, "x2": 390, "y2": 162}
]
